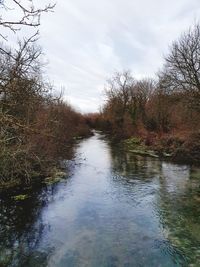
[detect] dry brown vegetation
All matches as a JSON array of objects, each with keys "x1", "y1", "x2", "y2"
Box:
[
  {"x1": 87, "y1": 24, "x2": 200, "y2": 165},
  {"x1": 0, "y1": 1, "x2": 91, "y2": 188},
  {"x1": 0, "y1": 35, "x2": 90, "y2": 188}
]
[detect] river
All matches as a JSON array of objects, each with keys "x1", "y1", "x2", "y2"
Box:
[{"x1": 0, "y1": 132, "x2": 200, "y2": 267}]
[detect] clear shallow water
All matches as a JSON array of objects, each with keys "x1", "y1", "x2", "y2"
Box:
[{"x1": 1, "y1": 132, "x2": 200, "y2": 267}]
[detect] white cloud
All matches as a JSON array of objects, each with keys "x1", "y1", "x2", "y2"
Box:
[{"x1": 7, "y1": 0, "x2": 200, "y2": 112}]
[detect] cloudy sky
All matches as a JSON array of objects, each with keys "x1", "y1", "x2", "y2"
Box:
[{"x1": 8, "y1": 0, "x2": 200, "y2": 112}]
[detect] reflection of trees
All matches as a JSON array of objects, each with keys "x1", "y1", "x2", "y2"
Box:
[
  {"x1": 155, "y1": 163, "x2": 200, "y2": 266},
  {"x1": 0, "y1": 150, "x2": 75, "y2": 266},
  {"x1": 110, "y1": 146, "x2": 162, "y2": 182},
  {"x1": 0, "y1": 179, "x2": 70, "y2": 267},
  {"x1": 110, "y1": 145, "x2": 200, "y2": 265},
  {"x1": 109, "y1": 145, "x2": 164, "y2": 207},
  {"x1": 0, "y1": 188, "x2": 48, "y2": 267}
]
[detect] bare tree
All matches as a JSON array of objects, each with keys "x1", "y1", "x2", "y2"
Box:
[
  {"x1": 134, "y1": 78, "x2": 155, "y2": 102},
  {"x1": 130, "y1": 78, "x2": 156, "y2": 124},
  {"x1": 159, "y1": 24, "x2": 200, "y2": 111},
  {"x1": 105, "y1": 70, "x2": 134, "y2": 114},
  {"x1": 0, "y1": 38, "x2": 42, "y2": 132},
  {"x1": 0, "y1": 0, "x2": 55, "y2": 40}
]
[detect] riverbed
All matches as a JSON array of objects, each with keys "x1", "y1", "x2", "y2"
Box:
[{"x1": 0, "y1": 132, "x2": 200, "y2": 266}]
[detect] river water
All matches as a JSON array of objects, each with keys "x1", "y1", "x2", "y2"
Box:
[{"x1": 1, "y1": 132, "x2": 200, "y2": 267}]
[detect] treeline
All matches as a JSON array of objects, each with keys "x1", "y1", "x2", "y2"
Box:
[
  {"x1": 0, "y1": 36, "x2": 90, "y2": 187},
  {"x1": 87, "y1": 24, "x2": 200, "y2": 164}
]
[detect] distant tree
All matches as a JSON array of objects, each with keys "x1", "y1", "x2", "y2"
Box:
[
  {"x1": 103, "y1": 71, "x2": 157, "y2": 137},
  {"x1": 105, "y1": 70, "x2": 134, "y2": 113},
  {"x1": 130, "y1": 78, "x2": 156, "y2": 124},
  {"x1": 160, "y1": 24, "x2": 200, "y2": 111},
  {"x1": 103, "y1": 71, "x2": 135, "y2": 137}
]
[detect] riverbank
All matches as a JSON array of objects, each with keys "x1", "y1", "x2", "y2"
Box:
[
  {"x1": 0, "y1": 131, "x2": 93, "y2": 192},
  {"x1": 121, "y1": 131, "x2": 200, "y2": 166}
]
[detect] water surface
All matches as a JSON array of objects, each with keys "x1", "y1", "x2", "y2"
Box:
[{"x1": 1, "y1": 132, "x2": 200, "y2": 266}]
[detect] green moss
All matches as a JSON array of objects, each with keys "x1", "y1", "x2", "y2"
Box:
[
  {"x1": 55, "y1": 171, "x2": 67, "y2": 177},
  {"x1": 124, "y1": 137, "x2": 141, "y2": 145},
  {"x1": 129, "y1": 149, "x2": 159, "y2": 158},
  {"x1": 13, "y1": 194, "x2": 29, "y2": 201},
  {"x1": 44, "y1": 171, "x2": 66, "y2": 185},
  {"x1": 190, "y1": 169, "x2": 200, "y2": 180},
  {"x1": 123, "y1": 137, "x2": 159, "y2": 158}
]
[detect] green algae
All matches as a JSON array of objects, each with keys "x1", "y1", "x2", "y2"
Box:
[
  {"x1": 190, "y1": 169, "x2": 200, "y2": 179},
  {"x1": 13, "y1": 194, "x2": 29, "y2": 201},
  {"x1": 129, "y1": 149, "x2": 159, "y2": 158},
  {"x1": 44, "y1": 171, "x2": 66, "y2": 185},
  {"x1": 123, "y1": 137, "x2": 159, "y2": 158}
]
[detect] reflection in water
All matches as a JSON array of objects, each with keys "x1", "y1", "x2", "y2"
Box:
[
  {"x1": 0, "y1": 132, "x2": 200, "y2": 266},
  {"x1": 0, "y1": 190, "x2": 48, "y2": 266},
  {"x1": 157, "y1": 163, "x2": 200, "y2": 265}
]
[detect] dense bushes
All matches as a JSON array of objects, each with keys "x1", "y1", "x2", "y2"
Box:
[
  {"x1": 90, "y1": 70, "x2": 200, "y2": 164},
  {"x1": 173, "y1": 132, "x2": 200, "y2": 164},
  {"x1": 0, "y1": 38, "x2": 90, "y2": 187}
]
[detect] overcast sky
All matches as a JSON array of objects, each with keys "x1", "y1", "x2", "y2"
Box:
[{"x1": 20, "y1": 0, "x2": 200, "y2": 112}]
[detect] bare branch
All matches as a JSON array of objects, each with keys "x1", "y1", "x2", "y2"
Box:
[
  {"x1": 159, "y1": 23, "x2": 200, "y2": 111},
  {"x1": 0, "y1": 0, "x2": 55, "y2": 38}
]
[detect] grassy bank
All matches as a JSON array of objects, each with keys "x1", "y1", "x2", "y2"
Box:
[{"x1": 122, "y1": 132, "x2": 200, "y2": 166}]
